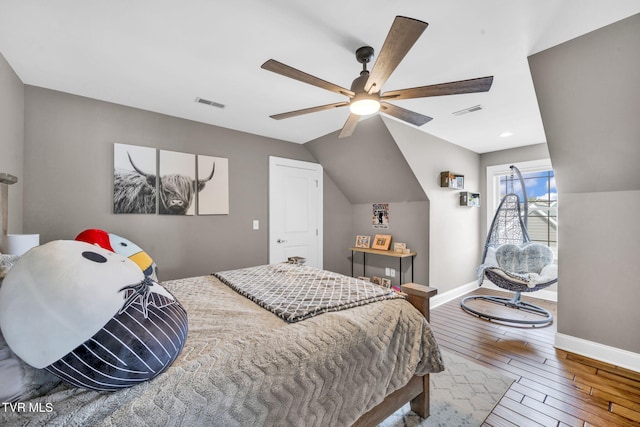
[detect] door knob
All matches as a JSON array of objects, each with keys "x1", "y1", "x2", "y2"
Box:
[{"x1": 277, "y1": 239, "x2": 287, "y2": 243}]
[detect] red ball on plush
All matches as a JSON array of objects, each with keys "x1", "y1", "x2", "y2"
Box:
[{"x1": 75, "y1": 229, "x2": 114, "y2": 252}]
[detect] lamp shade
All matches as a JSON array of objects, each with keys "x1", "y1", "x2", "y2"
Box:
[{"x1": 6, "y1": 234, "x2": 40, "y2": 256}]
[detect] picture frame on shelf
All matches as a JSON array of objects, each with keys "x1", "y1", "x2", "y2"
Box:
[
  {"x1": 393, "y1": 242, "x2": 406, "y2": 253},
  {"x1": 357, "y1": 276, "x2": 371, "y2": 282},
  {"x1": 371, "y1": 234, "x2": 392, "y2": 250},
  {"x1": 371, "y1": 276, "x2": 382, "y2": 286},
  {"x1": 355, "y1": 235, "x2": 371, "y2": 248},
  {"x1": 381, "y1": 278, "x2": 392, "y2": 289}
]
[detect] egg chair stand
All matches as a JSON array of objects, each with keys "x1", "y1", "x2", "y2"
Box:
[{"x1": 461, "y1": 165, "x2": 556, "y2": 326}]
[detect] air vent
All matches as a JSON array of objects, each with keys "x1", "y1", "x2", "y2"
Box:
[
  {"x1": 195, "y1": 97, "x2": 225, "y2": 109},
  {"x1": 452, "y1": 104, "x2": 482, "y2": 116}
]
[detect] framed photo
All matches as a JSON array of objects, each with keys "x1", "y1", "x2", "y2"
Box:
[
  {"x1": 372, "y1": 203, "x2": 389, "y2": 229},
  {"x1": 381, "y1": 278, "x2": 392, "y2": 289},
  {"x1": 371, "y1": 276, "x2": 382, "y2": 286},
  {"x1": 394, "y1": 242, "x2": 406, "y2": 253},
  {"x1": 357, "y1": 276, "x2": 371, "y2": 282},
  {"x1": 355, "y1": 235, "x2": 371, "y2": 248},
  {"x1": 372, "y1": 234, "x2": 392, "y2": 251}
]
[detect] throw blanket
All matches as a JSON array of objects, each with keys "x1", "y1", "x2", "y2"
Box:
[{"x1": 214, "y1": 263, "x2": 402, "y2": 322}]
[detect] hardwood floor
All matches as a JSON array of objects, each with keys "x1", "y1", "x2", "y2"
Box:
[{"x1": 429, "y1": 288, "x2": 640, "y2": 427}]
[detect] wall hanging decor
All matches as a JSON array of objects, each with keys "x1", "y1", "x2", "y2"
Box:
[
  {"x1": 197, "y1": 155, "x2": 229, "y2": 215},
  {"x1": 372, "y1": 203, "x2": 389, "y2": 229},
  {"x1": 113, "y1": 143, "x2": 157, "y2": 214},
  {"x1": 158, "y1": 150, "x2": 198, "y2": 216}
]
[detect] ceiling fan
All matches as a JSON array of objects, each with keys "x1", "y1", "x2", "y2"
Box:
[{"x1": 261, "y1": 16, "x2": 494, "y2": 138}]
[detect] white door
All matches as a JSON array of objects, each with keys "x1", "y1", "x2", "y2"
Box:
[{"x1": 269, "y1": 156, "x2": 323, "y2": 269}]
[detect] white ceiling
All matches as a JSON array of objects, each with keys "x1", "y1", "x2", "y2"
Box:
[{"x1": 1, "y1": 1, "x2": 638, "y2": 153}]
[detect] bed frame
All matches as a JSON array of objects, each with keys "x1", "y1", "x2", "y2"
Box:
[{"x1": 353, "y1": 283, "x2": 438, "y2": 426}]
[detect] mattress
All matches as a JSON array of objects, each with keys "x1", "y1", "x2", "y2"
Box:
[{"x1": 1, "y1": 273, "x2": 444, "y2": 427}]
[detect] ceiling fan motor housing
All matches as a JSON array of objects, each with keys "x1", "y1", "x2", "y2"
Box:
[{"x1": 350, "y1": 71, "x2": 380, "y2": 115}]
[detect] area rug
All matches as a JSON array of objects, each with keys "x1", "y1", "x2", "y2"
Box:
[{"x1": 379, "y1": 350, "x2": 514, "y2": 426}]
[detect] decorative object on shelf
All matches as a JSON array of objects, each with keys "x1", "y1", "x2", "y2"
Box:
[
  {"x1": 357, "y1": 276, "x2": 370, "y2": 282},
  {"x1": 371, "y1": 276, "x2": 382, "y2": 286},
  {"x1": 460, "y1": 191, "x2": 481, "y2": 207},
  {"x1": 440, "y1": 171, "x2": 464, "y2": 189},
  {"x1": 6, "y1": 234, "x2": 40, "y2": 256},
  {"x1": 381, "y1": 278, "x2": 392, "y2": 289},
  {"x1": 372, "y1": 203, "x2": 389, "y2": 229},
  {"x1": 287, "y1": 256, "x2": 306, "y2": 265},
  {"x1": 393, "y1": 242, "x2": 406, "y2": 253},
  {"x1": 371, "y1": 234, "x2": 392, "y2": 250},
  {"x1": 355, "y1": 235, "x2": 371, "y2": 248},
  {"x1": 0, "y1": 172, "x2": 18, "y2": 254}
]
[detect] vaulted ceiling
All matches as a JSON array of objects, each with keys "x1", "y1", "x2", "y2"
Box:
[{"x1": 0, "y1": 1, "x2": 638, "y2": 153}]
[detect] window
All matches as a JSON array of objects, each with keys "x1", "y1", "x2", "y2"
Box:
[
  {"x1": 498, "y1": 170, "x2": 558, "y2": 256},
  {"x1": 486, "y1": 160, "x2": 558, "y2": 259}
]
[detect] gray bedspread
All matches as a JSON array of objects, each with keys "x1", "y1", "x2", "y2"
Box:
[{"x1": 1, "y1": 274, "x2": 444, "y2": 427}]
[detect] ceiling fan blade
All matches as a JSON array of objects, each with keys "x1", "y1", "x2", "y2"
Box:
[
  {"x1": 262, "y1": 59, "x2": 355, "y2": 98},
  {"x1": 380, "y1": 102, "x2": 432, "y2": 126},
  {"x1": 381, "y1": 76, "x2": 494, "y2": 101},
  {"x1": 338, "y1": 113, "x2": 360, "y2": 138},
  {"x1": 270, "y1": 101, "x2": 349, "y2": 120},
  {"x1": 365, "y1": 16, "x2": 428, "y2": 94}
]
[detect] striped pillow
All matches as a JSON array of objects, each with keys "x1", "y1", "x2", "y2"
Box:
[{"x1": 0, "y1": 240, "x2": 187, "y2": 391}]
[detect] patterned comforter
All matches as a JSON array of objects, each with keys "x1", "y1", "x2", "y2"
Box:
[{"x1": 1, "y1": 273, "x2": 444, "y2": 427}]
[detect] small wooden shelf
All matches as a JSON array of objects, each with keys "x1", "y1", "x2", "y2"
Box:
[
  {"x1": 440, "y1": 171, "x2": 464, "y2": 189},
  {"x1": 349, "y1": 247, "x2": 416, "y2": 258},
  {"x1": 459, "y1": 191, "x2": 481, "y2": 207},
  {"x1": 350, "y1": 247, "x2": 416, "y2": 285}
]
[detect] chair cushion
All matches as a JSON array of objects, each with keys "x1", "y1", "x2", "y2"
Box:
[{"x1": 495, "y1": 243, "x2": 554, "y2": 274}]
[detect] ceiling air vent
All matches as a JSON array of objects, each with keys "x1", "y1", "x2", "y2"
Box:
[
  {"x1": 195, "y1": 97, "x2": 225, "y2": 109},
  {"x1": 452, "y1": 104, "x2": 482, "y2": 116}
]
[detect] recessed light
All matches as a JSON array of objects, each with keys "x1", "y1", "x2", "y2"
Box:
[{"x1": 500, "y1": 132, "x2": 513, "y2": 138}]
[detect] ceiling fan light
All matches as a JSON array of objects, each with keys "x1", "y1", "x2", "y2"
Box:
[{"x1": 349, "y1": 99, "x2": 380, "y2": 115}]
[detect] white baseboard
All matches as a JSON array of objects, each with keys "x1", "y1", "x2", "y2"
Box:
[
  {"x1": 430, "y1": 281, "x2": 478, "y2": 308},
  {"x1": 555, "y1": 333, "x2": 640, "y2": 373}
]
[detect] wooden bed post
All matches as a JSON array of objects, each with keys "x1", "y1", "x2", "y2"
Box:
[
  {"x1": 353, "y1": 283, "x2": 437, "y2": 426},
  {"x1": 402, "y1": 283, "x2": 437, "y2": 418}
]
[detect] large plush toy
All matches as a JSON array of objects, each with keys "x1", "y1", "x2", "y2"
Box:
[
  {"x1": 75, "y1": 229, "x2": 158, "y2": 280},
  {"x1": 0, "y1": 240, "x2": 187, "y2": 391}
]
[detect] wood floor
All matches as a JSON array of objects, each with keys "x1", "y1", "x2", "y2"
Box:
[{"x1": 429, "y1": 288, "x2": 640, "y2": 427}]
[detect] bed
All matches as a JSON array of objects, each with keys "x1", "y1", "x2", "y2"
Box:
[{"x1": 0, "y1": 263, "x2": 444, "y2": 426}]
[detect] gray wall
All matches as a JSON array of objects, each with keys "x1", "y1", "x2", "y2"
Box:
[
  {"x1": 0, "y1": 52, "x2": 24, "y2": 236},
  {"x1": 23, "y1": 86, "x2": 321, "y2": 280},
  {"x1": 383, "y1": 117, "x2": 481, "y2": 293},
  {"x1": 306, "y1": 116, "x2": 430, "y2": 286},
  {"x1": 529, "y1": 14, "x2": 640, "y2": 353}
]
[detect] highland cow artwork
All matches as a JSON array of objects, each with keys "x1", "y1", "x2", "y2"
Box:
[
  {"x1": 113, "y1": 143, "x2": 157, "y2": 214},
  {"x1": 158, "y1": 150, "x2": 199, "y2": 216},
  {"x1": 197, "y1": 155, "x2": 229, "y2": 215}
]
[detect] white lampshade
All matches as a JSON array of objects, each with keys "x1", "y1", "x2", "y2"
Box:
[{"x1": 6, "y1": 234, "x2": 40, "y2": 256}]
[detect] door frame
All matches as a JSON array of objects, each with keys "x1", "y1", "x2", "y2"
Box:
[{"x1": 268, "y1": 156, "x2": 323, "y2": 268}]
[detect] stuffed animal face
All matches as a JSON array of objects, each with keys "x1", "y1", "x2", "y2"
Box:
[{"x1": 0, "y1": 240, "x2": 187, "y2": 390}]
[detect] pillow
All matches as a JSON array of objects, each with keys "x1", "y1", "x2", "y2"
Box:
[
  {"x1": 495, "y1": 243, "x2": 554, "y2": 274},
  {"x1": 0, "y1": 240, "x2": 187, "y2": 391},
  {"x1": 0, "y1": 254, "x2": 19, "y2": 282},
  {"x1": 76, "y1": 228, "x2": 158, "y2": 280},
  {"x1": 0, "y1": 254, "x2": 62, "y2": 402}
]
